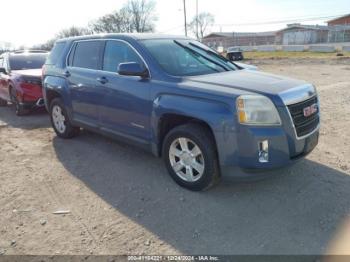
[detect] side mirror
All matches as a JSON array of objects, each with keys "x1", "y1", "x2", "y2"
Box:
[
  {"x1": 0, "y1": 67, "x2": 7, "y2": 74},
  {"x1": 118, "y1": 62, "x2": 149, "y2": 78}
]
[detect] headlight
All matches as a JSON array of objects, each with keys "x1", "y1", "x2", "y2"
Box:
[{"x1": 236, "y1": 95, "x2": 281, "y2": 125}]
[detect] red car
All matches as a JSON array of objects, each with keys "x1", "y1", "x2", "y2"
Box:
[{"x1": 0, "y1": 50, "x2": 48, "y2": 115}]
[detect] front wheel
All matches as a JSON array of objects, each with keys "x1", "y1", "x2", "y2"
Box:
[
  {"x1": 50, "y1": 98, "x2": 80, "y2": 138},
  {"x1": 162, "y1": 123, "x2": 220, "y2": 191}
]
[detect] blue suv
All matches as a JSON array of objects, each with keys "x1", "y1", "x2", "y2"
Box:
[{"x1": 42, "y1": 34, "x2": 320, "y2": 191}]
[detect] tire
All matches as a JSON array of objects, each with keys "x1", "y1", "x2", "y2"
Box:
[
  {"x1": 0, "y1": 97, "x2": 7, "y2": 107},
  {"x1": 162, "y1": 123, "x2": 220, "y2": 191},
  {"x1": 10, "y1": 87, "x2": 30, "y2": 116},
  {"x1": 228, "y1": 54, "x2": 235, "y2": 61},
  {"x1": 50, "y1": 98, "x2": 80, "y2": 138}
]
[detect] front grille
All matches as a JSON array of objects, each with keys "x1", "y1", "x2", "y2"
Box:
[{"x1": 287, "y1": 96, "x2": 319, "y2": 137}]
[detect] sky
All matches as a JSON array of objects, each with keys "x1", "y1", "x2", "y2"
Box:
[{"x1": 0, "y1": 0, "x2": 349, "y2": 47}]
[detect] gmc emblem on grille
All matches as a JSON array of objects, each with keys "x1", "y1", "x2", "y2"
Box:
[{"x1": 303, "y1": 103, "x2": 318, "y2": 117}]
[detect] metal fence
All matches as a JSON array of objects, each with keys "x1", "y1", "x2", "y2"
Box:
[
  {"x1": 280, "y1": 29, "x2": 350, "y2": 45},
  {"x1": 203, "y1": 26, "x2": 350, "y2": 50},
  {"x1": 327, "y1": 30, "x2": 350, "y2": 43}
]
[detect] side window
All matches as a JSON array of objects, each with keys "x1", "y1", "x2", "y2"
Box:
[
  {"x1": 103, "y1": 41, "x2": 144, "y2": 73},
  {"x1": 72, "y1": 41, "x2": 103, "y2": 70},
  {"x1": 46, "y1": 42, "x2": 66, "y2": 65},
  {"x1": 67, "y1": 43, "x2": 76, "y2": 66},
  {"x1": 0, "y1": 57, "x2": 3, "y2": 68}
]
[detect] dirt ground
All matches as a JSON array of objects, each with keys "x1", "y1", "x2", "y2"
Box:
[{"x1": 0, "y1": 58, "x2": 350, "y2": 256}]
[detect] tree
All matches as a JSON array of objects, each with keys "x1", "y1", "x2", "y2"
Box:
[
  {"x1": 33, "y1": 26, "x2": 91, "y2": 51},
  {"x1": 89, "y1": 8, "x2": 132, "y2": 33},
  {"x1": 126, "y1": 0, "x2": 157, "y2": 33},
  {"x1": 32, "y1": 39, "x2": 56, "y2": 51},
  {"x1": 189, "y1": 12, "x2": 215, "y2": 40},
  {"x1": 30, "y1": 0, "x2": 158, "y2": 50},
  {"x1": 55, "y1": 26, "x2": 91, "y2": 39},
  {"x1": 89, "y1": 0, "x2": 157, "y2": 34}
]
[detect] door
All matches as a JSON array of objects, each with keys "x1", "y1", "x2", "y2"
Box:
[
  {"x1": 97, "y1": 40, "x2": 152, "y2": 142},
  {"x1": 66, "y1": 40, "x2": 105, "y2": 126}
]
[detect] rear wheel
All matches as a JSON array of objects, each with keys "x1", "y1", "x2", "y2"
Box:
[
  {"x1": 50, "y1": 98, "x2": 80, "y2": 138},
  {"x1": 10, "y1": 87, "x2": 30, "y2": 116},
  {"x1": 162, "y1": 123, "x2": 220, "y2": 191}
]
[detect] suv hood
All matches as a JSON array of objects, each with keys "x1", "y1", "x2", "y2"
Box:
[
  {"x1": 12, "y1": 69, "x2": 42, "y2": 77},
  {"x1": 186, "y1": 69, "x2": 308, "y2": 106}
]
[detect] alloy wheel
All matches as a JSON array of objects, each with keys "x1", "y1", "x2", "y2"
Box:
[
  {"x1": 52, "y1": 105, "x2": 66, "y2": 134},
  {"x1": 169, "y1": 137, "x2": 205, "y2": 182}
]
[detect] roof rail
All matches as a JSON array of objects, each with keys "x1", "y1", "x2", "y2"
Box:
[{"x1": 12, "y1": 50, "x2": 48, "y2": 54}]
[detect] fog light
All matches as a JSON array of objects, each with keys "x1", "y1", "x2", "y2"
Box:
[{"x1": 258, "y1": 140, "x2": 269, "y2": 163}]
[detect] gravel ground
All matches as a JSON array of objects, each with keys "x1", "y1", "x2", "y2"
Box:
[{"x1": 0, "y1": 59, "x2": 349, "y2": 256}]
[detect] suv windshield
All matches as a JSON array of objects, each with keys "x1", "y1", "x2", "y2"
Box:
[
  {"x1": 142, "y1": 39, "x2": 238, "y2": 76},
  {"x1": 9, "y1": 53, "x2": 48, "y2": 70}
]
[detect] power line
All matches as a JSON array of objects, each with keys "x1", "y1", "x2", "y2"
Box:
[
  {"x1": 158, "y1": 13, "x2": 349, "y2": 34},
  {"x1": 183, "y1": 0, "x2": 188, "y2": 36},
  {"x1": 214, "y1": 14, "x2": 348, "y2": 27},
  {"x1": 195, "y1": 0, "x2": 199, "y2": 39}
]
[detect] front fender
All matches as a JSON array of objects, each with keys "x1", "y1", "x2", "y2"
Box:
[
  {"x1": 151, "y1": 94, "x2": 238, "y2": 163},
  {"x1": 152, "y1": 94, "x2": 234, "y2": 131}
]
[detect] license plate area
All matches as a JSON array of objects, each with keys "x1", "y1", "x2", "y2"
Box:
[{"x1": 304, "y1": 132, "x2": 319, "y2": 154}]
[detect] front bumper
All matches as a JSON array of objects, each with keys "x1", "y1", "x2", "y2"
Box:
[
  {"x1": 217, "y1": 84, "x2": 320, "y2": 180},
  {"x1": 19, "y1": 98, "x2": 45, "y2": 109},
  {"x1": 217, "y1": 123, "x2": 319, "y2": 180}
]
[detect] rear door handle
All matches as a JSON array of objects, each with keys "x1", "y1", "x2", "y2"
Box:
[
  {"x1": 63, "y1": 71, "x2": 71, "y2": 77},
  {"x1": 97, "y1": 76, "x2": 108, "y2": 84}
]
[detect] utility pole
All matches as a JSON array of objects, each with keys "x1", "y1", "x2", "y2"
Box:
[
  {"x1": 183, "y1": 0, "x2": 187, "y2": 36},
  {"x1": 196, "y1": 0, "x2": 199, "y2": 39}
]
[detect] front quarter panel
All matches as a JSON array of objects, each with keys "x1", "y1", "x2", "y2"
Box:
[{"x1": 152, "y1": 93, "x2": 238, "y2": 163}]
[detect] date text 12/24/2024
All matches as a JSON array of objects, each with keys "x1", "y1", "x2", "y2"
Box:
[{"x1": 128, "y1": 255, "x2": 219, "y2": 261}]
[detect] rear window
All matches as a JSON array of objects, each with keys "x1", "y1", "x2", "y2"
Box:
[
  {"x1": 71, "y1": 41, "x2": 103, "y2": 70},
  {"x1": 46, "y1": 42, "x2": 66, "y2": 65},
  {"x1": 9, "y1": 53, "x2": 48, "y2": 70}
]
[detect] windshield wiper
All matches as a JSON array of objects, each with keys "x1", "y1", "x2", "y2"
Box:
[{"x1": 174, "y1": 40, "x2": 229, "y2": 72}]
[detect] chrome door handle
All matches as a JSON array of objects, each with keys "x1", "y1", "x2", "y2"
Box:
[
  {"x1": 63, "y1": 71, "x2": 71, "y2": 77},
  {"x1": 97, "y1": 76, "x2": 108, "y2": 84}
]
